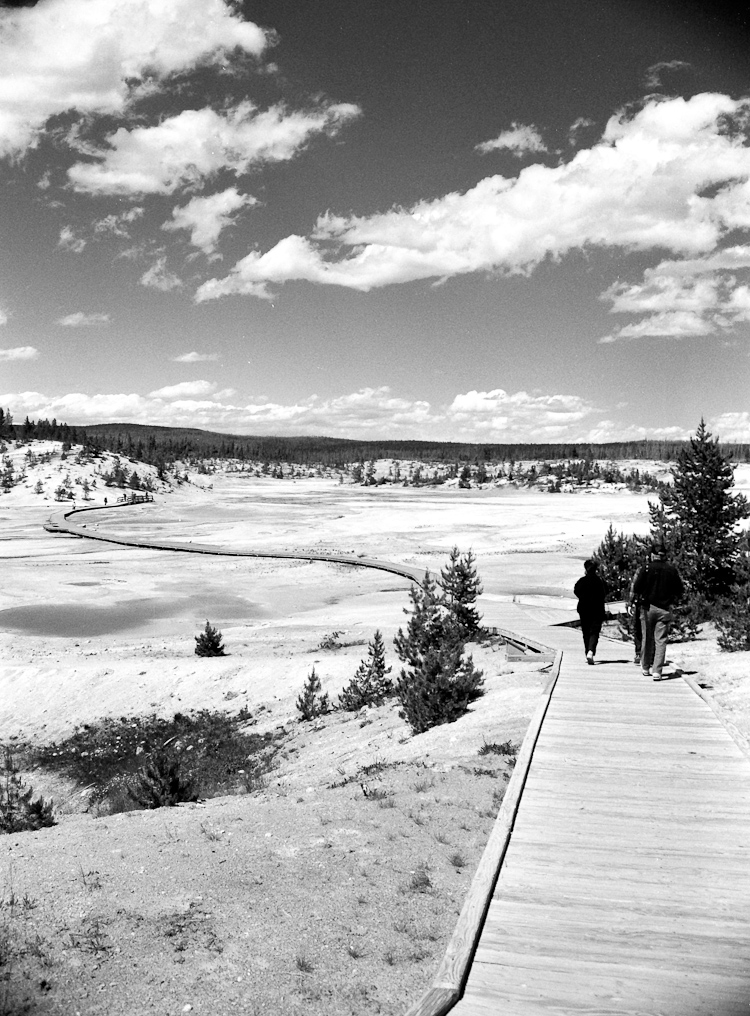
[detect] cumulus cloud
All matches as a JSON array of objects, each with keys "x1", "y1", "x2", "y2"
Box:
[
  {"x1": 709, "y1": 412, "x2": 750, "y2": 442},
  {"x1": 56, "y1": 311, "x2": 110, "y2": 327},
  {"x1": 68, "y1": 101, "x2": 360, "y2": 195},
  {"x1": 599, "y1": 244, "x2": 750, "y2": 341},
  {"x1": 196, "y1": 93, "x2": 750, "y2": 303},
  {"x1": 140, "y1": 257, "x2": 183, "y2": 291},
  {"x1": 163, "y1": 188, "x2": 256, "y2": 253},
  {"x1": 476, "y1": 123, "x2": 547, "y2": 156},
  {"x1": 445, "y1": 389, "x2": 595, "y2": 440},
  {"x1": 0, "y1": 384, "x2": 619, "y2": 441},
  {"x1": 148, "y1": 380, "x2": 217, "y2": 399},
  {"x1": 0, "y1": 0, "x2": 269, "y2": 157},
  {"x1": 0, "y1": 346, "x2": 38, "y2": 362},
  {"x1": 173, "y1": 351, "x2": 219, "y2": 363},
  {"x1": 58, "y1": 226, "x2": 86, "y2": 253}
]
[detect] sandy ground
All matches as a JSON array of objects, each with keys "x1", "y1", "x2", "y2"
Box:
[{"x1": 1, "y1": 449, "x2": 748, "y2": 1015}]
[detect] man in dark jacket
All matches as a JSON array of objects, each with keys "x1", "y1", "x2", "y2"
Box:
[
  {"x1": 574, "y1": 559, "x2": 607, "y2": 665},
  {"x1": 632, "y1": 536, "x2": 684, "y2": 680}
]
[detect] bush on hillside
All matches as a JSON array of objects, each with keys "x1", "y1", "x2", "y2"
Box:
[
  {"x1": 338, "y1": 630, "x2": 393, "y2": 711},
  {"x1": 0, "y1": 749, "x2": 55, "y2": 834},
  {"x1": 296, "y1": 668, "x2": 331, "y2": 721},
  {"x1": 194, "y1": 620, "x2": 226, "y2": 657},
  {"x1": 394, "y1": 569, "x2": 484, "y2": 734}
]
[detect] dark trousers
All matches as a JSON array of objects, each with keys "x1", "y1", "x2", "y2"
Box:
[
  {"x1": 640, "y1": 605, "x2": 671, "y2": 675},
  {"x1": 633, "y1": 608, "x2": 643, "y2": 657},
  {"x1": 580, "y1": 616, "x2": 602, "y2": 656}
]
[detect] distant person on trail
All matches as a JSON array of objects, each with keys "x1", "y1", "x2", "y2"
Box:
[
  {"x1": 574, "y1": 559, "x2": 607, "y2": 665},
  {"x1": 632, "y1": 536, "x2": 684, "y2": 681}
]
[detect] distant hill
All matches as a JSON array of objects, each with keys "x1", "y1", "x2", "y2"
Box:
[{"x1": 3, "y1": 414, "x2": 750, "y2": 469}]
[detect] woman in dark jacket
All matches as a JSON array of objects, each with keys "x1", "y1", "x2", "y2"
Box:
[{"x1": 574, "y1": 559, "x2": 607, "y2": 665}]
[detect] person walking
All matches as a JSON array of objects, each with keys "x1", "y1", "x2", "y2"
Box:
[
  {"x1": 632, "y1": 535, "x2": 684, "y2": 680},
  {"x1": 574, "y1": 559, "x2": 607, "y2": 665}
]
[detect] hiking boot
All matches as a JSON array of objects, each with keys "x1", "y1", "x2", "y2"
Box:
[
  {"x1": 586, "y1": 651, "x2": 594, "y2": 665},
  {"x1": 642, "y1": 669, "x2": 651, "y2": 677}
]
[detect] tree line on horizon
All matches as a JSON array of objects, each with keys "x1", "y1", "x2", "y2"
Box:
[{"x1": 2, "y1": 410, "x2": 749, "y2": 468}]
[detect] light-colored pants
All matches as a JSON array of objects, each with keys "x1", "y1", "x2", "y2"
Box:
[{"x1": 640, "y1": 605, "x2": 672, "y2": 675}]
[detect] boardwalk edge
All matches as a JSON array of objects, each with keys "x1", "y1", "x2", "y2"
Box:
[{"x1": 403, "y1": 647, "x2": 563, "y2": 1016}]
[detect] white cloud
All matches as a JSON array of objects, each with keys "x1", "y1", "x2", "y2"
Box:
[
  {"x1": 58, "y1": 226, "x2": 86, "y2": 253},
  {"x1": 173, "y1": 351, "x2": 219, "y2": 363},
  {"x1": 149, "y1": 380, "x2": 216, "y2": 399},
  {"x1": 709, "y1": 412, "x2": 750, "y2": 442},
  {"x1": 599, "y1": 243, "x2": 750, "y2": 341},
  {"x1": 0, "y1": 0, "x2": 269, "y2": 157},
  {"x1": 644, "y1": 60, "x2": 692, "y2": 89},
  {"x1": 0, "y1": 384, "x2": 625, "y2": 441},
  {"x1": 0, "y1": 346, "x2": 38, "y2": 362},
  {"x1": 476, "y1": 123, "x2": 548, "y2": 156},
  {"x1": 446, "y1": 389, "x2": 594, "y2": 440},
  {"x1": 163, "y1": 188, "x2": 256, "y2": 253},
  {"x1": 68, "y1": 101, "x2": 360, "y2": 195},
  {"x1": 140, "y1": 257, "x2": 183, "y2": 291},
  {"x1": 56, "y1": 311, "x2": 110, "y2": 327},
  {"x1": 196, "y1": 93, "x2": 750, "y2": 303},
  {"x1": 94, "y1": 207, "x2": 144, "y2": 237}
]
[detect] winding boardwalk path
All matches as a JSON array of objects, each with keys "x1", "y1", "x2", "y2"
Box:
[{"x1": 45, "y1": 501, "x2": 750, "y2": 1013}]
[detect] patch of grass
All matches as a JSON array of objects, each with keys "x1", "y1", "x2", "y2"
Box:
[
  {"x1": 449, "y1": 851, "x2": 467, "y2": 869},
  {"x1": 317, "y1": 631, "x2": 344, "y2": 651},
  {"x1": 478, "y1": 739, "x2": 519, "y2": 760},
  {"x1": 295, "y1": 954, "x2": 314, "y2": 973},
  {"x1": 407, "y1": 865, "x2": 432, "y2": 893},
  {"x1": 434, "y1": 830, "x2": 450, "y2": 845},
  {"x1": 378, "y1": 796, "x2": 396, "y2": 810},
  {"x1": 347, "y1": 942, "x2": 365, "y2": 959},
  {"x1": 383, "y1": 948, "x2": 397, "y2": 966},
  {"x1": 28, "y1": 709, "x2": 283, "y2": 813},
  {"x1": 367, "y1": 786, "x2": 391, "y2": 801},
  {"x1": 413, "y1": 777, "x2": 435, "y2": 793}
]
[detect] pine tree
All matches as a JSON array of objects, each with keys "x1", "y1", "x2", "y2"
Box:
[
  {"x1": 440, "y1": 547, "x2": 483, "y2": 639},
  {"x1": 591, "y1": 525, "x2": 647, "y2": 601},
  {"x1": 1, "y1": 749, "x2": 55, "y2": 833},
  {"x1": 394, "y1": 570, "x2": 484, "y2": 734},
  {"x1": 338, "y1": 630, "x2": 393, "y2": 710},
  {"x1": 194, "y1": 620, "x2": 226, "y2": 657},
  {"x1": 296, "y1": 667, "x2": 330, "y2": 721},
  {"x1": 716, "y1": 534, "x2": 750, "y2": 651},
  {"x1": 649, "y1": 420, "x2": 749, "y2": 604}
]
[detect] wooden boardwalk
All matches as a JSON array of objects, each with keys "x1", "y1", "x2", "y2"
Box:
[{"x1": 440, "y1": 618, "x2": 750, "y2": 1016}]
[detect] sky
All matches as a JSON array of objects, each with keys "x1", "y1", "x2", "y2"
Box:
[{"x1": 0, "y1": 0, "x2": 749, "y2": 443}]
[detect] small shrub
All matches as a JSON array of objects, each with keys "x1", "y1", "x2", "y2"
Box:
[
  {"x1": 125, "y1": 748, "x2": 197, "y2": 809},
  {"x1": 478, "y1": 739, "x2": 518, "y2": 758},
  {"x1": 317, "y1": 630, "x2": 343, "y2": 651},
  {"x1": 295, "y1": 954, "x2": 314, "y2": 972},
  {"x1": 407, "y1": 865, "x2": 432, "y2": 893},
  {"x1": 194, "y1": 620, "x2": 226, "y2": 657},
  {"x1": 295, "y1": 667, "x2": 330, "y2": 721},
  {"x1": 338, "y1": 630, "x2": 393, "y2": 711},
  {"x1": 396, "y1": 645, "x2": 484, "y2": 735},
  {"x1": 449, "y1": 851, "x2": 467, "y2": 869},
  {"x1": 0, "y1": 750, "x2": 55, "y2": 834}
]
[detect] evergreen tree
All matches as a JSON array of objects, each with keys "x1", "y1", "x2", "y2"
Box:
[
  {"x1": 439, "y1": 547, "x2": 483, "y2": 639},
  {"x1": 296, "y1": 667, "x2": 330, "y2": 721},
  {"x1": 338, "y1": 630, "x2": 393, "y2": 710},
  {"x1": 394, "y1": 571, "x2": 484, "y2": 734},
  {"x1": 716, "y1": 534, "x2": 750, "y2": 651},
  {"x1": 194, "y1": 620, "x2": 226, "y2": 657},
  {"x1": 1, "y1": 749, "x2": 55, "y2": 833},
  {"x1": 649, "y1": 420, "x2": 749, "y2": 604},
  {"x1": 592, "y1": 525, "x2": 647, "y2": 601}
]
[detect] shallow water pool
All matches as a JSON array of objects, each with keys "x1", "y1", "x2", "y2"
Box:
[{"x1": 0, "y1": 593, "x2": 262, "y2": 638}]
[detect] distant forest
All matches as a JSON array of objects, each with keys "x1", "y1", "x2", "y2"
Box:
[{"x1": 2, "y1": 410, "x2": 749, "y2": 468}]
